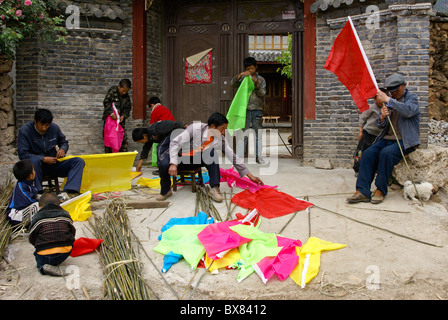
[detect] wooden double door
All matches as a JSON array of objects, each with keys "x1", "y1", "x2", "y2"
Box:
[{"x1": 164, "y1": 0, "x2": 304, "y2": 126}]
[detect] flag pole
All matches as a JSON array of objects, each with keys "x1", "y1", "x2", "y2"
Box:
[
  {"x1": 348, "y1": 16, "x2": 424, "y2": 205},
  {"x1": 384, "y1": 109, "x2": 424, "y2": 206}
]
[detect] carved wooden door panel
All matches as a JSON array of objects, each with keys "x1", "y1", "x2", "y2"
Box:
[
  {"x1": 165, "y1": 0, "x2": 304, "y2": 153},
  {"x1": 165, "y1": 2, "x2": 231, "y2": 124}
]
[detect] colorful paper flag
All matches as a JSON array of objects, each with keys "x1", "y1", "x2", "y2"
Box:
[
  {"x1": 324, "y1": 16, "x2": 378, "y2": 112},
  {"x1": 226, "y1": 76, "x2": 255, "y2": 134}
]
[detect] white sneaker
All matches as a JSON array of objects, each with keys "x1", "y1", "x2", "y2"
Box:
[
  {"x1": 208, "y1": 187, "x2": 223, "y2": 203},
  {"x1": 57, "y1": 192, "x2": 70, "y2": 202}
]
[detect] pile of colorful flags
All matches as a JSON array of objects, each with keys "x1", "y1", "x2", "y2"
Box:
[{"x1": 154, "y1": 185, "x2": 346, "y2": 287}]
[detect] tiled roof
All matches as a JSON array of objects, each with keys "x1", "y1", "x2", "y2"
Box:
[
  {"x1": 310, "y1": 0, "x2": 365, "y2": 13},
  {"x1": 249, "y1": 50, "x2": 283, "y2": 62},
  {"x1": 56, "y1": 1, "x2": 128, "y2": 20}
]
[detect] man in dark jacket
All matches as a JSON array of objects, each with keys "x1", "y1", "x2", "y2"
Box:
[
  {"x1": 29, "y1": 193, "x2": 76, "y2": 276},
  {"x1": 103, "y1": 79, "x2": 132, "y2": 152},
  {"x1": 17, "y1": 108, "x2": 85, "y2": 201},
  {"x1": 132, "y1": 120, "x2": 187, "y2": 171}
]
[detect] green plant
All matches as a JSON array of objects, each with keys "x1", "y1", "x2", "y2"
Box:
[
  {"x1": 275, "y1": 33, "x2": 292, "y2": 79},
  {"x1": 0, "y1": 0, "x2": 67, "y2": 59}
]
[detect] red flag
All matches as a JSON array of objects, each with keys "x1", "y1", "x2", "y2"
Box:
[
  {"x1": 231, "y1": 188, "x2": 313, "y2": 219},
  {"x1": 70, "y1": 237, "x2": 103, "y2": 257},
  {"x1": 324, "y1": 16, "x2": 378, "y2": 112}
]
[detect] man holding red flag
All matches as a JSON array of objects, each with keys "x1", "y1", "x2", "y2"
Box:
[
  {"x1": 347, "y1": 73, "x2": 420, "y2": 204},
  {"x1": 324, "y1": 17, "x2": 420, "y2": 204}
]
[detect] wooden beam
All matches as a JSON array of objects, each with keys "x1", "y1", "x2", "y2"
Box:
[
  {"x1": 304, "y1": 0, "x2": 316, "y2": 120},
  {"x1": 132, "y1": 0, "x2": 147, "y2": 120},
  {"x1": 91, "y1": 199, "x2": 170, "y2": 211}
]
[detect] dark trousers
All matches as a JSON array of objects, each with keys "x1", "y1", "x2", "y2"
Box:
[
  {"x1": 157, "y1": 137, "x2": 221, "y2": 195},
  {"x1": 353, "y1": 130, "x2": 378, "y2": 173},
  {"x1": 34, "y1": 250, "x2": 71, "y2": 275},
  {"x1": 356, "y1": 139, "x2": 414, "y2": 198},
  {"x1": 30, "y1": 157, "x2": 85, "y2": 193}
]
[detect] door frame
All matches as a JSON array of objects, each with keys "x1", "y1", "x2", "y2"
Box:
[{"x1": 162, "y1": 0, "x2": 307, "y2": 157}]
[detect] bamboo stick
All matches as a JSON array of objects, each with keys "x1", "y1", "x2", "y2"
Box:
[{"x1": 89, "y1": 199, "x2": 153, "y2": 300}]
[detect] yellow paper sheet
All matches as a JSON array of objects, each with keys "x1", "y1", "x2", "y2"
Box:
[
  {"x1": 61, "y1": 191, "x2": 92, "y2": 222},
  {"x1": 59, "y1": 152, "x2": 137, "y2": 193}
]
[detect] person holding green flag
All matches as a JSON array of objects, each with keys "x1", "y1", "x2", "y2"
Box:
[{"x1": 230, "y1": 57, "x2": 266, "y2": 164}]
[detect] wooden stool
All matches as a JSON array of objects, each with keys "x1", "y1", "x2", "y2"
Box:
[
  {"x1": 271, "y1": 116, "x2": 280, "y2": 124},
  {"x1": 172, "y1": 168, "x2": 203, "y2": 192},
  {"x1": 42, "y1": 175, "x2": 60, "y2": 193}
]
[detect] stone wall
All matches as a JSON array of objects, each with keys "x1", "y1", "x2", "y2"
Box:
[
  {"x1": 13, "y1": 0, "x2": 164, "y2": 161},
  {"x1": 0, "y1": 55, "x2": 16, "y2": 179},
  {"x1": 429, "y1": 18, "x2": 448, "y2": 121},
  {"x1": 304, "y1": 2, "x2": 432, "y2": 168}
]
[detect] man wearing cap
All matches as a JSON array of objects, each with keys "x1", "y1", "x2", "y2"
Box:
[{"x1": 347, "y1": 73, "x2": 420, "y2": 204}]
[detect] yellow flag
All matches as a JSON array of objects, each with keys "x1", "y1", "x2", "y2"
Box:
[
  {"x1": 61, "y1": 191, "x2": 92, "y2": 222},
  {"x1": 290, "y1": 237, "x2": 346, "y2": 287}
]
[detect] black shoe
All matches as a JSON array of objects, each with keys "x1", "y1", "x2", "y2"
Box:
[{"x1": 152, "y1": 170, "x2": 160, "y2": 176}]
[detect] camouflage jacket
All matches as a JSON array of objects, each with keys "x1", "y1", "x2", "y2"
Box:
[{"x1": 102, "y1": 86, "x2": 132, "y2": 124}]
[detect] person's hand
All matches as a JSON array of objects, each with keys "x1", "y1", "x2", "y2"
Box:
[
  {"x1": 56, "y1": 149, "x2": 66, "y2": 159},
  {"x1": 238, "y1": 71, "x2": 251, "y2": 79},
  {"x1": 376, "y1": 90, "x2": 390, "y2": 104},
  {"x1": 247, "y1": 173, "x2": 264, "y2": 186},
  {"x1": 110, "y1": 112, "x2": 117, "y2": 120},
  {"x1": 358, "y1": 128, "x2": 363, "y2": 141},
  {"x1": 119, "y1": 116, "x2": 124, "y2": 123},
  {"x1": 168, "y1": 164, "x2": 178, "y2": 177},
  {"x1": 379, "y1": 105, "x2": 390, "y2": 122},
  {"x1": 251, "y1": 75, "x2": 259, "y2": 87},
  {"x1": 43, "y1": 156, "x2": 57, "y2": 164}
]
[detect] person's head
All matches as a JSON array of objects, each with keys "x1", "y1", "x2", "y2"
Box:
[
  {"x1": 243, "y1": 57, "x2": 258, "y2": 76},
  {"x1": 148, "y1": 97, "x2": 161, "y2": 109},
  {"x1": 38, "y1": 192, "x2": 60, "y2": 209},
  {"x1": 13, "y1": 159, "x2": 35, "y2": 181},
  {"x1": 34, "y1": 108, "x2": 53, "y2": 135},
  {"x1": 207, "y1": 112, "x2": 228, "y2": 136},
  {"x1": 132, "y1": 128, "x2": 149, "y2": 144},
  {"x1": 384, "y1": 73, "x2": 406, "y2": 100},
  {"x1": 374, "y1": 88, "x2": 390, "y2": 107},
  {"x1": 118, "y1": 79, "x2": 131, "y2": 96}
]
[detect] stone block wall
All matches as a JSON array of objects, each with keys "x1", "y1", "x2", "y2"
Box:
[
  {"x1": 13, "y1": 0, "x2": 164, "y2": 162},
  {"x1": 304, "y1": 2, "x2": 431, "y2": 168}
]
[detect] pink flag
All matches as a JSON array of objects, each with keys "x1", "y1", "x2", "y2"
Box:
[
  {"x1": 324, "y1": 16, "x2": 378, "y2": 112},
  {"x1": 253, "y1": 236, "x2": 302, "y2": 283},
  {"x1": 197, "y1": 220, "x2": 252, "y2": 260},
  {"x1": 220, "y1": 167, "x2": 277, "y2": 193}
]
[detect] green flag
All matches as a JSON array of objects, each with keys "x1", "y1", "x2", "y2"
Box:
[{"x1": 226, "y1": 76, "x2": 255, "y2": 135}]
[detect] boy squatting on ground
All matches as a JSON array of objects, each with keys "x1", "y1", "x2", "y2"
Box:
[
  {"x1": 29, "y1": 192, "x2": 76, "y2": 276},
  {"x1": 6, "y1": 159, "x2": 39, "y2": 226}
]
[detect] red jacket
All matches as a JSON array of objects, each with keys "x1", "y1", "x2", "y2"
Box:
[{"x1": 150, "y1": 104, "x2": 175, "y2": 124}]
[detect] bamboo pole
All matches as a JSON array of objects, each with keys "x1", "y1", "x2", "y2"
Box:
[{"x1": 89, "y1": 199, "x2": 153, "y2": 300}]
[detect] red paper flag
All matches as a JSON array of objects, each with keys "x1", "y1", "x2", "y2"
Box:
[
  {"x1": 231, "y1": 188, "x2": 313, "y2": 219},
  {"x1": 324, "y1": 16, "x2": 378, "y2": 112},
  {"x1": 70, "y1": 237, "x2": 103, "y2": 257}
]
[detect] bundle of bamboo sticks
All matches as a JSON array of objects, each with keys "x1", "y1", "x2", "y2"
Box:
[
  {"x1": 0, "y1": 176, "x2": 28, "y2": 259},
  {"x1": 0, "y1": 177, "x2": 14, "y2": 258},
  {"x1": 89, "y1": 199, "x2": 152, "y2": 300}
]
